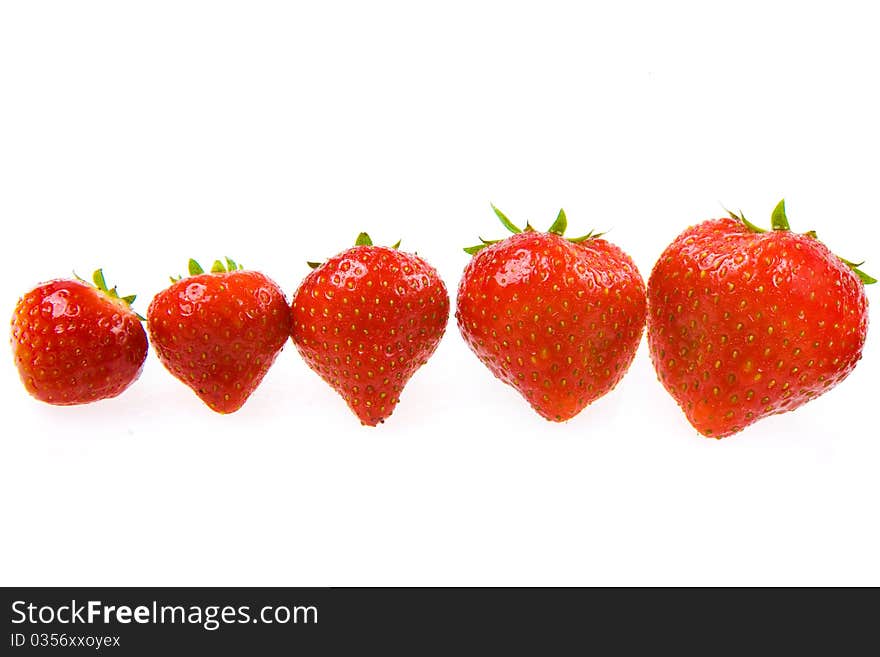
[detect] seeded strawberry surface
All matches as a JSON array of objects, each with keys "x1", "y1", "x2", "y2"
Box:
[
  {"x1": 647, "y1": 217, "x2": 869, "y2": 438},
  {"x1": 291, "y1": 245, "x2": 449, "y2": 426},
  {"x1": 11, "y1": 279, "x2": 148, "y2": 405},
  {"x1": 457, "y1": 231, "x2": 647, "y2": 421},
  {"x1": 147, "y1": 270, "x2": 290, "y2": 413}
]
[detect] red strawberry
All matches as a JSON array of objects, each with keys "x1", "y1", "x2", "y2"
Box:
[
  {"x1": 456, "y1": 206, "x2": 647, "y2": 421},
  {"x1": 290, "y1": 233, "x2": 449, "y2": 426},
  {"x1": 647, "y1": 200, "x2": 874, "y2": 438},
  {"x1": 147, "y1": 258, "x2": 290, "y2": 413},
  {"x1": 10, "y1": 270, "x2": 148, "y2": 405}
]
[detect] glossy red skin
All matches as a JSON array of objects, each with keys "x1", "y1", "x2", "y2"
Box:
[
  {"x1": 147, "y1": 270, "x2": 290, "y2": 414},
  {"x1": 456, "y1": 232, "x2": 647, "y2": 421},
  {"x1": 647, "y1": 218, "x2": 869, "y2": 438},
  {"x1": 11, "y1": 279, "x2": 148, "y2": 405},
  {"x1": 291, "y1": 246, "x2": 449, "y2": 426}
]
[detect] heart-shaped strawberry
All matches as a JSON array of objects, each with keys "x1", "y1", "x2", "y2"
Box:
[
  {"x1": 147, "y1": 258, "x2": 290, "y2": 413},
  {"x1": 456, "y1": 206, "x2": 647, "y2": 421},
  {"x1": 647, "y1": 200, "x2": 873, "y2": 438}
]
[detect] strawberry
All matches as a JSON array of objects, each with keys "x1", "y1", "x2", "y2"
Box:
[
  {"x1": 147, "y1": 258, "x2": 290, "y2": 413},
  {"x1": 10, "y1": 270, "x2": 148, "y2": 405},
  {"x1": 290, "y1": 233, "x2": 449, "y2": 426},
  {"x1": 647, "y1": 200, "x2": 874, "y2": 438},
  {"x1": 456, "y1": 206, "x2": 647, "y2": 421}
]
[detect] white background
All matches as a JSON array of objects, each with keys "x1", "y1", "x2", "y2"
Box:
[{"x1": 1, "y1": 1, "x2": 878, "y2": 586}]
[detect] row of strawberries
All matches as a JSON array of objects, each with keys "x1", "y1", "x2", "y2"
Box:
[{"x1": 10, "y1": 201, "x2": 873, "y2": 438}]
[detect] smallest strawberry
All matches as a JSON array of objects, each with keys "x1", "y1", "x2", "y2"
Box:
[{"x1": 10, "y1": 270, "x2": 149, "y2": 405}]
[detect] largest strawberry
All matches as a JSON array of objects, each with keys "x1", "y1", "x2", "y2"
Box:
[
  {"x1": 290, "y1": 233, "x2": 449, "y2": 426},
  {"x1": 647, "y1": 200, "x2": 873, "y2": 438},
  {"x1": 456, "y1": 206, "x2": 647, "y2": 421},
  {"x1": 147, "y1": 258, "x2": 290, "y2": 413}
]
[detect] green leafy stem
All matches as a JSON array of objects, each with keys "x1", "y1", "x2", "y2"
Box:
[
  {"x1": 729, "y1": 199, "x2": 876, "y2": 285},
  {"x1": 171, "y1": 257, "x2": 243, "y2": 283},
  {"x1": 74, "y1": 269, "x2": 144, "y2": 320},
  {"x1": 463, "y1": 204, "x2": 605, "y2": 255},
  {"x1": 307, "y1": 233, "x2": 401, "y2": 269}
]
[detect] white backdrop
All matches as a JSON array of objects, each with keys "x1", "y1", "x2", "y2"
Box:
[{"x1": 1, "y1": 1, "x2": 877, "y2": 586}]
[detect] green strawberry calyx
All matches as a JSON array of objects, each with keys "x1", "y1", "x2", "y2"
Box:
[
  {"x1": 728, "y1": 199, "x2": 876, "y2": 285},
  {"x1": 307, "y1": 233, "x2": 402, "y2": 269},
  {"x1": 74, "y1": 269, "x2": 145, "y2": 320},
  {"x1": 463, "y1": 204, "x2": 606, "y2": 255},
  {"x1": 170, "y1": 257, "x2": 243, "y2": 283}
]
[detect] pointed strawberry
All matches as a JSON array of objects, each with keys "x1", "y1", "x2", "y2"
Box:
[
  {"x1": 456, "y1": 206, "x2": 647, "y2": 421},
  {"x1": 290, "y1": 234, "x2": 449, "y2": 426},
  {"x1": 147, "y1": 258, "x2": 290, "y2": 413},
  {"x1": 11, "y1": 270, "x2": 148, "y2": 405}
]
